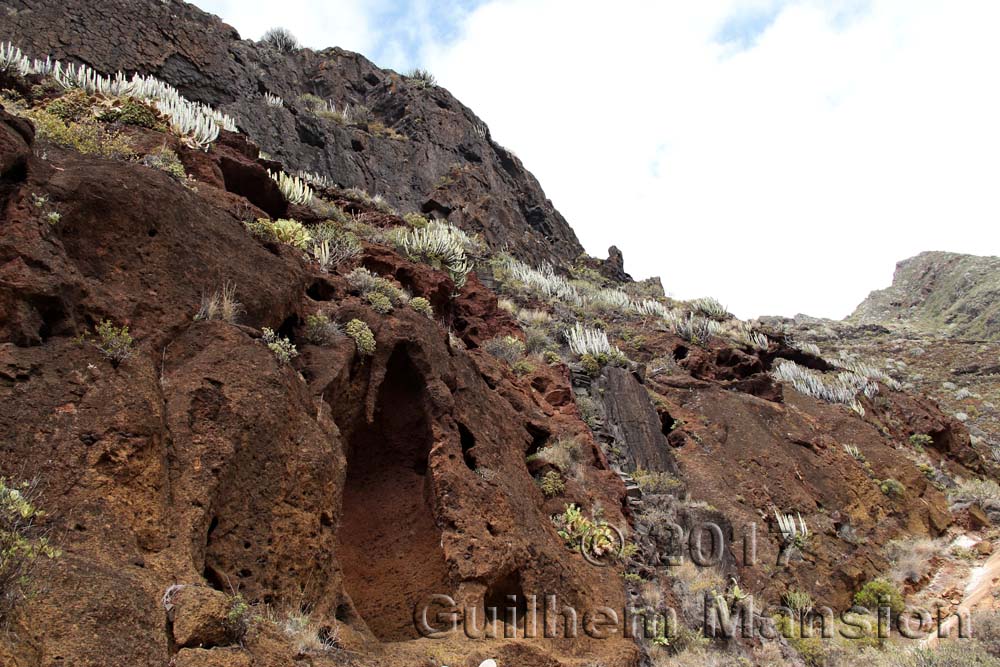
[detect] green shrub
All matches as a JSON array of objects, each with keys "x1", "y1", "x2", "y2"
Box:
[
  {"x1": 482, "y1": 335, "x2": 526, "y2": 364},
  {"x1": 342, "y1": 187, "x2": 395, "y2": 213},
  {"x1": 98, "y1": 98, "x2": 160, "y2": 128},
  {"x1": 909, "y1": 434, "x2": 933, "y2": 450},
  {"x1": 262, "y1": 327, "x2": 297, "y2": 364},
  {"x1": 142, "y1": 145, "x2": 186, "y2": 179},
  {"x1": 880, "y1": 478, "x2": 905, "y2": 499},
  {"x1": 0, "y1": 477, "x2": 60, "y2": 627},
  {"x1": 297, "y1": 94, "x2": 326, "y2": 114},
  {"x1": 403, "y1": 212, "x2": 429, "y2": 228},
  {"x1": 538, "y1": 471, "x2": 565, "y2": 497},
  {"x1": 94, "y1": 320, "x2": 133, "y2": 365},
  {"x1": 576, "y1": 395, "x2": 601, "y2": 428},
  {"x1": 409, "y1": 297, "x2": 433, "y2": 318},
  {"x1": 513, "y1": 359, "x2": 534, "y2": 376},
  {"x1": 543, "y1": 350, "x2": 561, "y2": 365},
  {"x1": 244, "y1": 218, "x2": 311, "y2": 250},
  {"x1": 45, "y1": 90, "x2": 91, "y2": 122},
  {"x1": 225, "y1": 592, "x2": 252, "y2": 640},
  {"x1": 854, "y1": 578, "x2": 904, "y2": 615},
  {"x1": 345, "y1": 267, "x2": 407, "y2": 306},
  {"x1": 302, "y1": 313, "x2": 342, "y2": 345},
  {"x1": 367, "y1": 292, "x2": 393, "y2": 314},
  {"x1": 579, "y1": 353, "x2": 602, "y2": 377},
  {"x1": 622, "y1": 572, "x2": 643, "y2": 585},
  {"x1": 632, "y1": 469, "x2": 681, "y2": 494},
  {"x1": 346, "y1": 319, "x2": 376, "y2": 356},
  {"x1": 552, "y1": 503, "x2": 615, "y2": 558},
  {"x1": 23, "y1": 108, "x2": 134, "y2": 158}
]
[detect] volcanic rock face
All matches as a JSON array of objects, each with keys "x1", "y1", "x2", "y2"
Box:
[
  {"x1": 0, "y1": 107, "x2": 636, "y2": 666},
  {"x1": 849, "y1": 251, "x2": 1000, "y2": 340},
  {"x1": 0, "y1": 0, "x2": 584, "y2": 267},
  {"x1": 763, "y1": 252, "x2": 1000, "y2": 471},
  {"x1": 0, "y1": 4, "x2": 996, "y2": 666}
]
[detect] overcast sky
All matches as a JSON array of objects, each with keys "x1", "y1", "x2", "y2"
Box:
[{"x1": 194, "y1": 0, "x2": 1000, "y2": 319}]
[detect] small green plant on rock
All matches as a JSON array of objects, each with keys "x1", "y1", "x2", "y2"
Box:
[
  {"x1": 482, "y1": 335, "x2": 526, "y2": 365},
  {"x1": 879, "y1": 478, "x2": 905, "y2": 499},
  {"x1": 632, "y1": 469, "x2": 681, "y2": 494},
  {"x1": 225, "y1": 592, "x2": 252, "y2": 640},
  {"x1": 244, "y1": 218, "x2": 312, "y2": 250},
  {"x1": 538, "y1": 471, "x2": 565, "y2": 497},
  {"x1": 0, "y1": 476, "x2": 61, "y2": 627},
  {"x1": 346, "y1": 319, "x2": 376, "y2": 356},
  {"x1": 854, "y1": 578, "x2": 904, "y2": 615},
  {"x1": 94, "y1": 319, "x2": 133, "y2": 365},
  {"x1": 403, "y1": 212, "x2": 429, "y2": 228},
  {"x1": 909, "y1": 433, "x2": 933, "y2": 451},
  {"x1": 553, "y1": 503, "x2": 616, "y2": 558},
  {"x1": 45, "y1": 90, "x2": 91, "y2": 122},
  {"x1": 302, "y1": 313, "x2": 343, "y2": 345},
  {"x1": 23, "y1": 107, "x2": 134, "y2": 158},
  {"x1": 367, "y1": 292, "x2": 394, "y2": 314},
  {"x1": 346, "y1": 267, "x2": 408, "y2": 306},
  {"x1": 409, "y1": 297, "x2": 433, "y2": 318},
  {"x1": 142, "y1": 145, "x2": 186, "y2": 180},
  {"x1": 512, "y1": 359, "x2": 534, "y2": 376},
  {"x1": 98, "y1": 98, "x2": 161, "y2": 128},
  {"x1": 579, "y1": 353, "x2": 602, "y2": 377},
  {"x1": 262, "y1": 327, "x2": 298, "y2": 364}
]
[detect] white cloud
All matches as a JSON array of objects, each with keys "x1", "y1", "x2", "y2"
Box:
[{"x1": 425, "y1": 0, "x2": 1000, "y2": 318}]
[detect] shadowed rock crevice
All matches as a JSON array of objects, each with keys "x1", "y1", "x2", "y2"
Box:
[
  {"x1": 484, "y1": 570, "x2": 528, "y2": 629},
  {"x1": 336, "y1": 344, "x2": 451, "y2": 641}
]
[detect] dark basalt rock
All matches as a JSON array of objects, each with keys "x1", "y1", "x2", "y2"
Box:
[
  {"x1": 2, "y1": 0, "x2": 585, "y2": 267},
  {"x1": 595, "y1": 366, "x2": 678, "y2": 474}
]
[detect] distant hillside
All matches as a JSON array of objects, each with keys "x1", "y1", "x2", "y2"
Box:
[{"x1": 849, "y1": 251, "x2": 1000, "y2": 340}]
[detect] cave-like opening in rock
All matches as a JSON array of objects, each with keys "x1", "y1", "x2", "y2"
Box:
[{"x1": 337, "y1": 344, "x2": 451, "y2": 641}]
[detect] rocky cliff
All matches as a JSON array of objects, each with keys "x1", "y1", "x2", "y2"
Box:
[
  {"x1": 1, "y1": 3, "x2": 998, "y2": 667},
  {"x1": 1, "y1": 0, "x2": 584, "y2": 268},
  {"x1": 850, "y1": 251, "x2": 1000, "y2": 341}
]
